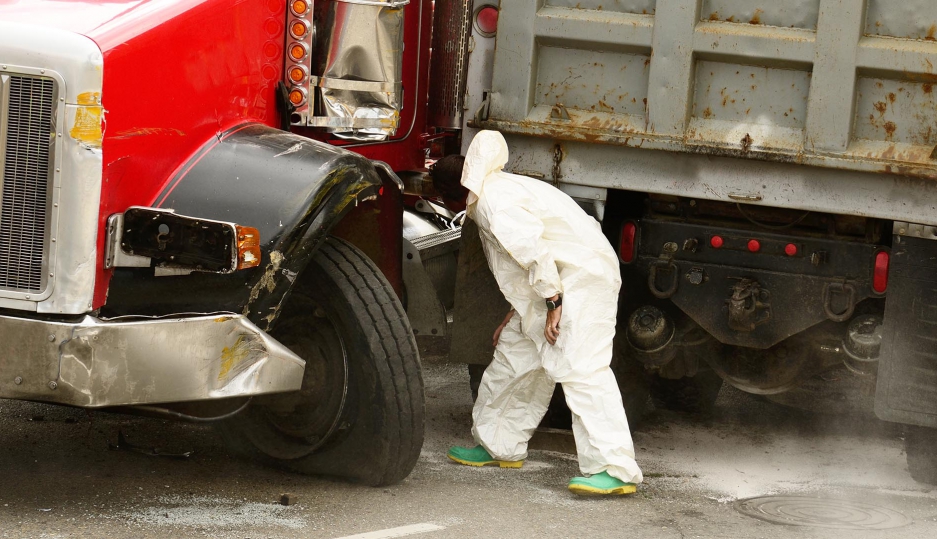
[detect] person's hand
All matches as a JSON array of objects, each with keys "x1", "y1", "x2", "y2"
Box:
[
  {"x1": 545, "y1": 301, "x2": 562, "y2": 345},
  {"x1": 493, "y1": 309, "x2": 515, "y2": 347}
]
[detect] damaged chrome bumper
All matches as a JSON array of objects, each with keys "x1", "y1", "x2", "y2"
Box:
[{"x1": 0, "y1": 313, "x2": 305, "y2": 407}]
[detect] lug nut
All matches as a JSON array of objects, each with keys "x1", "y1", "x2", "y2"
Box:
[
  {"x1": 14, "y1": 377, "x2": 23, "y2": 385},
  {"x1": 48, "y1": 381, "x2": 57, "y2": 390}
]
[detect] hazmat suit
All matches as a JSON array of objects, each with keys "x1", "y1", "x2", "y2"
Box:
[{"x1": 462, "y1": 130, "x2": 642, "y2": 484}]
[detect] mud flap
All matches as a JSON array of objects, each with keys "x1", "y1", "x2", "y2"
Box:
[
  {"x1": 448, "y1": 219, "x2": 510, "y2": 365},
  {"x1": 875, "y1": 234, "x2": 937, "y2": 428}
]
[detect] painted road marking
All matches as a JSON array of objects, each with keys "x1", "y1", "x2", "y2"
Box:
[{"x1": 333, "y1": 523, "x2": 445, "y2": 539}]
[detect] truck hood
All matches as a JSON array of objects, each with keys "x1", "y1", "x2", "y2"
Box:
[{"x1": 0, "y1": 0, "x2": 205, "y2": 51}]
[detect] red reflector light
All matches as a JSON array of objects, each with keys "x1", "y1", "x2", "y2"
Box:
[
  {"x1": 748, "y1": 239, "x2": 761, "y2": 252},
  {"x1": 475, "y1": 6, "x2": 499, "y2": 37},
  {"x1": 873, "y1": 250, "x2": 889, "y2": 294},
  {"x1": 620, "y1": 222, "x2": 637, "y2": 264},
  {"x1": 710, "y1": 236, "x2": 724, "y2": 249},
  {"x1": 785, "y1": 243, "x2": 798, "y2": 256}
]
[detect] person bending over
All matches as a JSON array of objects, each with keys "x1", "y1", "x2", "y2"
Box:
[{"x1": 444, "y1": 130, "x2": 642, "y2": 496}]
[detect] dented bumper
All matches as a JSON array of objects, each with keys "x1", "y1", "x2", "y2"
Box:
[{"x1": 0, "y1": 313, "x2": 304, "y2": 408}]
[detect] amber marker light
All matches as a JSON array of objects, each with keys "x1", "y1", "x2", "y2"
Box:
[
  {"x1": 290, "y1": 19, "x2": 309, "y2": 39},
  {"x1": 290, "y1": 0, "x2": 308, "y2": 16},
  {"x1": 289, "y1": 87, "x2": 307, "y2": 106},
  {"x1": 288, "y1": 42, "x2": 308, "y2": 61},
  {"x1": 236, "y1": 226, "x2": 261, "y2": 270},
  {"x1": 288, "y1": 65, "x2": 307, "y2": 84}
]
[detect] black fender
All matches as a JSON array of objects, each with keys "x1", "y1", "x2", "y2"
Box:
[{"x1": 103, "y1": 123, "x2": 398, "y2": 330}]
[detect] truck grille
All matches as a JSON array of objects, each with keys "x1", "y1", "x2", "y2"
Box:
[{"x1": 0, "y1": 74, "x2": 55, "y2": 294}]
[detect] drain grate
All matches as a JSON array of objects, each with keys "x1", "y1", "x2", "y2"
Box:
[{"x1": 735, "y1": 496, "x2": 912, "y2": 530}]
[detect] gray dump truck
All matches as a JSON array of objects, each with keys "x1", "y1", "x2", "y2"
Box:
[{"x1": 441, "y1": 0, "x2": 937, "y2": 483}]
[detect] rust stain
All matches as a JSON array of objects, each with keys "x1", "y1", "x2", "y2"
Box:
[
  {"x1": 884, "y1": 121, "x2": 897, "y2": 140},
  {"x1": 887, "y1": 92, "x2": 897, "y2": 104},
  {"x1": 726, "y1": 16, "x2": 736, "y2": 23},
  {"x1": 874, "y1": 101, "x2": 887, "y2": 115},
  {"x1": 924, "y1": 83, "x2": 933, "y2": 94},
  {"x1": 703, "y1": 107, "x2": 713, "y2": 119},
  {"x1": 750, "y1": 9, "x2": 763, "y2": 25},
  {"x1": 582, "y1": 116, "x2": 603, "y2": 129},
  {"x1": 927, "y1": 25, "x2": 937, "y2": 41},
  {"x1": 709, "y1": 11, "x2": 720, "y2": 21}
]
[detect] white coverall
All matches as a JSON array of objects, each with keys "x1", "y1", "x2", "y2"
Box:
[{"x1": 462, "y1": 130, "x2": 642, "y2": 484}]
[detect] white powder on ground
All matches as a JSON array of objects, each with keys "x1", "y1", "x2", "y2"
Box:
[
  {"x1": 633, "y1": 416, "x2": 937, "y2": 504},
  {"x1": 110, "y1": 494, "x2": 307, "y2": 530}
]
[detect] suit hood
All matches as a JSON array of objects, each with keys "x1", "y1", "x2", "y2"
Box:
[{"x1": 461, "y1": 130, "x2": 509, "y2": 204}]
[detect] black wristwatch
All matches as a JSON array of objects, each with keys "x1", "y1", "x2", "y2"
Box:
[{"x1": 546, "y1": 295, "x2": 563, "y2": 310}]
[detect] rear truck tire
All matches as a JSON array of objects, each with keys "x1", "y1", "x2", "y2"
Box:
[
  {"x1": 612, "y1": 332, "x2": 653, "y2": 432},
  {"x1": 906, "y1": 426, "x2": 937, "y2": 485},
  {"x1": 219, "y1": 237, "x2": 424, "y2": 486},
  {"x1": 647, "y1": 368, "x2": 723, "y2": 415},
  {"x1": 647, "y1": 337, "x2": 724, "y2": 415}
]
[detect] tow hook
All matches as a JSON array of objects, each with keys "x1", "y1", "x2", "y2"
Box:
[
  {"x1": 727, "y1": 278, "x2": 771, "y2": 332},
  {"x1": 822, "y1": 282, "x2": 856, "y2": 322},
  {"x1": 648, "y1": 242, "x2": 679, "y2": 299}
]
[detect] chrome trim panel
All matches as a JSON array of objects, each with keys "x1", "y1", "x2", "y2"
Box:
[
  {"x1": 0, "y1": 23, "x2": 104, "y2": 314},
  {"x1": 0, "y1": 72, "x2": 57, "y2": 296},
  {"x1": 104, "y1": 213, "x2": 151, "y2": 269},
  {"x1": 0, "y1": 66, "x2": 64, "y2": 303},
  {"x1": 0, "y1": 313, "x2": 305, "y2": 407},
  {"x1": 301, "y1": 0, "x2": 406, "y2": 140}
]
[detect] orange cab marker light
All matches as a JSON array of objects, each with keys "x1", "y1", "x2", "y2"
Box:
[
  {"x1": 290, "y1": 20, "x2": 308, "y2": 38},
  {"x1": 291, "y1": 0, "x2": 308, "y2": 15},
  {"x1": 289, "y1": 88, "x2": 307, "y2": 106},
  {"x1": 288, "y1": 43, "x2": 307, "y2": 61},
  {"x1": 288, "y1": 66, "x2": 307, "y2": 83},
  {"x1": 236, "y1": 226, "x2": 262, "y2": 270}
]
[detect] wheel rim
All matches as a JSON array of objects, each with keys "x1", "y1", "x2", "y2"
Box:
[{"x1": 247, "y1": 310, "x2": 349, "y2": 459}]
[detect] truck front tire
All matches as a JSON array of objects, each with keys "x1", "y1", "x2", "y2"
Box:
[{"x1": 220, "y1": 237, "x2": 424, "y2": 486}]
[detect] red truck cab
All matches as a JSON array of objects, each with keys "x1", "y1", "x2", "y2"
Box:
[{"x1": 0, "y1": 0, "x2": 433, "y2": 485}]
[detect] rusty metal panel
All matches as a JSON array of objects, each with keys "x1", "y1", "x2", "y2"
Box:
[
  {"x1": 535, "y1": 46, "x2": 650, "y2": 117},
  {"x1": 690, "y1": 61, "x2": 810, "y2": 151},
  {"x1": 546, "y1": 0, "x2": 656, "y2": 15},
  {"x1": 854, "y1": 77, "x2": 937, "y2": 158},
  {"x1": 483, "y1": 0, "x2": 937, "y2": 189},
  {"x1": 865, "y1": 0, "x2": 937, "y2": 41},
  {"x1": 701, "y1": 0, "x2": 820, "y2": 29}
]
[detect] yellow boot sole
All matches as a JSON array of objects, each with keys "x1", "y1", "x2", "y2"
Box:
[
  {"x1": 447, "y1": 455, "x2": 524, "y2": 468},
  {"x1": 567, "y1": 483, "x2": 637, "y2": 496}
]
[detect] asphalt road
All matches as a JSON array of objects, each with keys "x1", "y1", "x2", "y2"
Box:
[{"x1": 1, "y1": 361, "x2": 935, "y2": 539}]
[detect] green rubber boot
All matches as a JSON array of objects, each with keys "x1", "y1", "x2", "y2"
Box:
[
  {"x1": 447, "y1": 445, "x2": 524, "y2": 468},
  {"x1": 568, "y1": 471, "x2": 637, "y2": 496}
]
